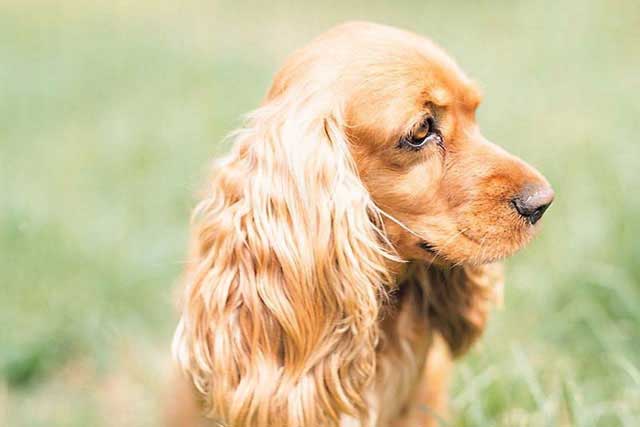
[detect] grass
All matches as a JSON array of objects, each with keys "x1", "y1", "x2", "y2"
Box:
[{"x1": 1, "y1": 0, "x2": 639, "y2": 425}]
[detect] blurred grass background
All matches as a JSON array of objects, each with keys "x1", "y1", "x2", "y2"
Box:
[{"x1": 1, "y1": 0, "x2": 639, "y2": 426}]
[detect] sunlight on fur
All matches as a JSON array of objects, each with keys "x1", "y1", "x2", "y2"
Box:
[{"x1": 171, "y1": 21, "x2": 553, "y2": 427}]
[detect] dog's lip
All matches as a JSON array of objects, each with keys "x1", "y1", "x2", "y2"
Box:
[{"x1": 417, "y1": 241, "x2": 436, "y2": 253}]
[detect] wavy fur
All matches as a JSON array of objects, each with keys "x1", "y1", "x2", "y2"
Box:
[
  {"x1": 171, "y1": 21, "x2": 552, "y2": 427},
  {"x1": 173, "y1": 94, "x2": 395, "y2": 427}
]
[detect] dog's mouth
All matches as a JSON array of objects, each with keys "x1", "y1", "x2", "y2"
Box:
[{"x1": 417, "y1": 241, "x2": 436, "y2": 253}]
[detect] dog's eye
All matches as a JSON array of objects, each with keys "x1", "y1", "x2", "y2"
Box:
[{"x1": 402, "y1": 117, "x2": 443, "y2": 150}]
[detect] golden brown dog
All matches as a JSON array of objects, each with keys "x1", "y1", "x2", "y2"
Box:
[{"x1": 170, "y1": 21, "x2": 554, "y2": 427}]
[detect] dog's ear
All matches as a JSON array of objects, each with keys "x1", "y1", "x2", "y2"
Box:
[
  {"x1": 424, "y1": 263, "x2": 503, "y2": 357},
  {"x1": 173, "y1": 99, "x2": 393, "y2": 427}
]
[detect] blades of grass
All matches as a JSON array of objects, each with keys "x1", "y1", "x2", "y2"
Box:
[
  {"x1": 512, "y1": 346, "x2": 545, "y2": 405},
  {"x1": 562, "y1": 380, "x2": 579, "y2": 427},
  {"x1": 614, "y1": 356, "x2": 640, "y2": 388},
  {"x1": 453, "y1": 365, "x2": 499, "y2": 409}
]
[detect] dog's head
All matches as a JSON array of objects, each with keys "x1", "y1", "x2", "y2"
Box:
[
  {"x1": 269, "y1": 21, "x2": 553, "y2": 266},
  {"x1": 174, "y1": 22, "x2": 553, "y2": 427}
]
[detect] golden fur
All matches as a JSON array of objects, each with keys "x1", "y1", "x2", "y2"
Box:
[{"x1": 170, "y1": 22, "x2": 553, "y2": 427}]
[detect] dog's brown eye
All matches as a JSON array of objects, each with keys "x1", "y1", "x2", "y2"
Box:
[
  {"x1": 412, "y1": 120, "x2": 430, "y2": 142},
  {"x1": 402, "y1": 117, "x2": 442, "y2": 150}
]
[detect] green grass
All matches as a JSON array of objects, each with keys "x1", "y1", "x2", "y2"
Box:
[{"x1": 1, "y1": 1, "x2": 639, "y2": 425}]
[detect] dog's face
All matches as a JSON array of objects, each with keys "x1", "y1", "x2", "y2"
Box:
[{"x1": 326, "y1": 24, "x2": 554, "y2": 265}]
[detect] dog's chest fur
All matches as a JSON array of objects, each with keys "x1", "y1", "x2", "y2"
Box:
[{"x1": 372, "y1": 282, "x2": 435, "y2": 426}]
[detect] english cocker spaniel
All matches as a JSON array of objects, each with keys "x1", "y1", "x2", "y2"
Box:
[{"x1": 171, "y1": 21, "x2": 554, "y2": 427}]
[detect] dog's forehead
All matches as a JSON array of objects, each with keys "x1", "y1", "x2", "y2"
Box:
[
  {"x1": 349, "y1": 51, "x2": 481, "y2": 120},
  {"x1": 336, "y1": 22, "x2": 481, "y2": 110},
  {"x1": 392, "y1": 41, "x2": 480, "y2": 110},
  {"x1": 269, "y1": 22, "x2": 481, "y2": 114}
]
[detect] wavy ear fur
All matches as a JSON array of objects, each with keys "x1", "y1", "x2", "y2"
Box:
[
  {"x1": 173, "y1": 96, "x2": 392, "y2": 427},
  {"x1": 422, "y1": 263, "x2": 503, "y2": 357}
]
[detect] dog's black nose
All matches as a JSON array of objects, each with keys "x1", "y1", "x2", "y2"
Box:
[{"x1": 512, "y1": 185, "x2": 555, "y2": 225}]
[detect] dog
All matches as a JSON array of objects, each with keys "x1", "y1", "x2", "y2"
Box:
[{"x1": 170, "y1": 21, "x2": 554, "y2": 427}]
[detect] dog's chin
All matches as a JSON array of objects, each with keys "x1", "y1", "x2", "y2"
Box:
[
  {"x1": 415, "y1": 232, "x2": 534, "y2": 266},
  {"x1": 414, "y1": 247, "x2": 498, "y2": 268}
]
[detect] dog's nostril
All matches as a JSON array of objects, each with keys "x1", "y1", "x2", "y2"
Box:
[{"x1": 512, "y1": 185, "x2": 555, "y2": 225}]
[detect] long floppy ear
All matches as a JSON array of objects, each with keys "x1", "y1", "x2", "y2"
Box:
[
  {"x1": 172, "y1": 98, "x2": 393, "y2": 427},
  {"x1": 422, "y1": 263, "x2": 503, "y2": 357}
]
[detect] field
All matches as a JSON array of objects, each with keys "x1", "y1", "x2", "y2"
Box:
[{"x1": 2, "y1": 1, "x2": 639, "y2": 425}]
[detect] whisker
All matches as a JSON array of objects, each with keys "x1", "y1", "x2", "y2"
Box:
[
  {"x1": 429, "y1": 227, "x2": 470, "y2": 269},
  {"x1": 371, "y1": 204, "x2": 477, "y2": 270},
  {"x1": 473, "y1": 228, "x2": 494, "y2": 264},
  {"x1": 374, "y1": 207, "x2": 426, "y2": 241}
]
